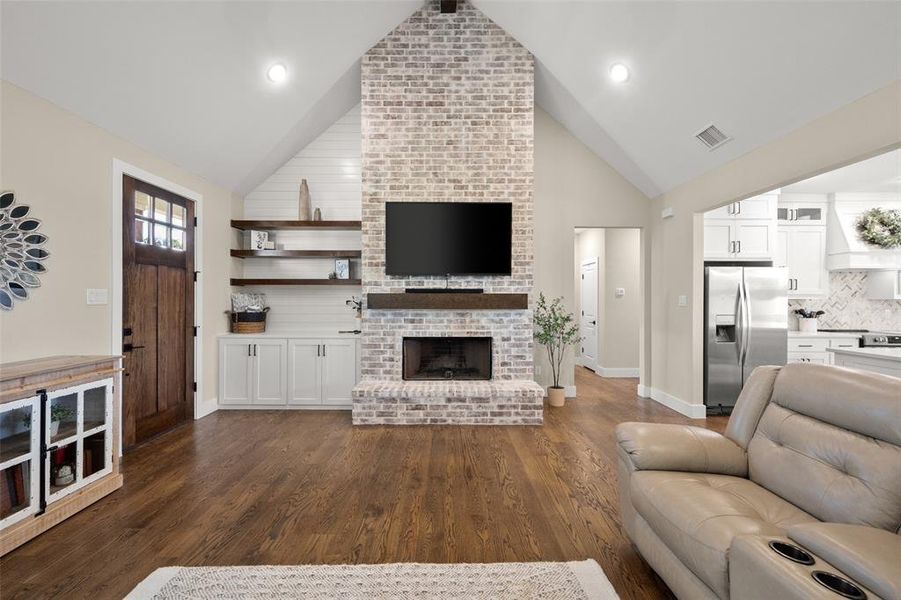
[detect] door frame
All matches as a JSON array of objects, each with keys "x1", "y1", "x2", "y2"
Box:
[
  {"x1": 110, "y1": 159, "x2": 205, "y2": 455},
  {"x1": 579, "y1": 256, "x2": 600, "y2": 371}
]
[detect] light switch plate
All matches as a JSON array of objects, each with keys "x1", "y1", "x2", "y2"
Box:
[
  {"x1": 677, "y1": 294, "x2": 688, "y2": 307},
  {"x1": 615, "y1": 287, "x2": 625, "y2": 298},
  {"x1": 86, "y1": 288, "x2": 109, "y2": 305}
]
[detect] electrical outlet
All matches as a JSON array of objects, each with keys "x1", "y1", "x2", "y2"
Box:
[
  {"x1": 615, "y1": 287, "x2": 625, "y2": 298},
  {"x1": 677, "y1": 294, "x2": 688, "y2": 307}
]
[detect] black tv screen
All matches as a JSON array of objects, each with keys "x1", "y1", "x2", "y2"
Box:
[{"x1": 385, "y1": 202, "x2": 512, "y2": 276}]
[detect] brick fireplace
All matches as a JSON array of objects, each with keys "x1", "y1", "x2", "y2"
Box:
[{"x1": 351, "y1": 0, "x2": 544, "y2": 425}]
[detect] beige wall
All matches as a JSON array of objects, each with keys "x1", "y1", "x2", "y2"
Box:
[
  {"x1": 534, "y1": 107, "x2": 650, "y2": 389},
  {"x1": 602, "y1": 228, "x2": 641, "y2": 370},
  {"x1": 648, "y1": 81, "x2": 901, "y2": 410},
  {"x1": 0, "y1": 81, "x2": 239, "y2": 413}
]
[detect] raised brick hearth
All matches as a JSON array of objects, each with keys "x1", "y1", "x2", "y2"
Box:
[{"x1": 352, "y1": 0, "x2": 541, "y2": 425}]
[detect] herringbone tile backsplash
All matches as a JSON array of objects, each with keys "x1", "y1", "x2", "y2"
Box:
[{"x1": 788, "y1": 271, "x2": 901, "y2": 331}]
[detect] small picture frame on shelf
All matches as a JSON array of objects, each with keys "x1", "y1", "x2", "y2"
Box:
[
  {"x1": 334, "y1": 259, "x2": 350, "y2": 280},
  {"x1": 248, "y1": 230, "x2": 268, "y2": 250}
]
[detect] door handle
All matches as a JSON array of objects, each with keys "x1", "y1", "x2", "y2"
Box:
[
  {"x1": 736, "y1": 201, "x2": 741, "y2": 215},
  {"x1": 253, "y1": 344, "x2": 257, "y2": 357},
  {"x1": 736, "y1": 240, "x2": 741, "y2": 254},
  {"x1": 248, "y1": 344, "x2": 251, "y2": 357},
  {"x1": 122, "y1": 343, "x2": 145, "y2": 353},
  {"x1": 317, "y1": 344, "x2": 321, "y2": 357},
  {"x1": 322, "y1": 344, "x2": 326, "y2": 357}
]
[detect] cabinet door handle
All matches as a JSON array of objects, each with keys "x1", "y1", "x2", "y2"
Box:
[
  {"x1": 798, "y1": 344, "x2": 813, "y2": 348},
  {"x1": 728, "y1": 203, "x2": 734, "y2": 215},
  {"x1": 736, "y1": 201, "x2": 741, "y2": 215},
  {"x1": 248, "y1": 344, "x2": 251, "y2": 357},
  {"x1": 317, "y1": 344, "x2": 321, "y2": 357},
  {"x1": 736, "y1": 240, "x2": 741, "y2": 254},
  {"x1": 254, "y1": 344, "x2": 257, "y2": 357},
  {"x1": 322, "y1": 345, "x2": 326, "y2": 357}
]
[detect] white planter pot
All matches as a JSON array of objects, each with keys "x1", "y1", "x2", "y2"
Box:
[{"x1": 798, "y1": 318, "x2": 818, "y2": 334}]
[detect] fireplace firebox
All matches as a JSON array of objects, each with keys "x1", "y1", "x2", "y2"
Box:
[{"x1": 402, "y1": 337, "x2": 492, "y2": 381}]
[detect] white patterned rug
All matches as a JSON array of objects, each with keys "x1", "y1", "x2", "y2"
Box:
[{"x1": 126, "y1": 561, "x2": 619, "y2": 599}]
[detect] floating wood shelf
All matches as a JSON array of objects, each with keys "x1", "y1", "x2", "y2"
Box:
[
  {"x1": 231, "y1": 278, "x2": 362, "y2": 286},
  {"x1": 231, "y1": 220, "x2": 362, "y2": 231},
  {"x1": 230, "y1": 250, "x2": 362, "y2": 259},
  {"x1": 367, "y1": 293, "x2": 528, "y2": 310}
]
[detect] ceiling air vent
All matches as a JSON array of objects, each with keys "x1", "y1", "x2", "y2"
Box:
[{"x1": 694, "y1": 124, "x2": 731, "y2": 151}]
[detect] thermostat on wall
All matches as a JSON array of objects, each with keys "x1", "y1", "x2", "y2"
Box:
[{"x1": 661, "y1": 206, "x2": 675, "y2": 219}]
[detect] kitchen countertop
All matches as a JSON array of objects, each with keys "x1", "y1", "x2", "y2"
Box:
[
  {"x1": 826, "y1": 347, "x2": 901, "y2": 362},
  {"x1": 788, "y1": 331, "x2": 863, "y2": 339}
]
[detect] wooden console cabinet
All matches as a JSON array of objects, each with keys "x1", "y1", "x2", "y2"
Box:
[{"x1": 0, "y1": 355, "x2": 123, "y2": 555}]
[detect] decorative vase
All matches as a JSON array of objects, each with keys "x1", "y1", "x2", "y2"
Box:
[
  {"x1": 798, "y1": 318, "x2": 818, "y2": 333},
  {"x1": 548, "y1": 387, "x2": 565, "y2": 407},
  {"x1": 313, "y1": 207, "x2": 322, "y2": 221},
  {"x1": 298, "y1": 179, "x2": 312, "y2": 220}
]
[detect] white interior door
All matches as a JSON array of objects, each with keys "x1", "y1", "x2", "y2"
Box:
[{"x1": 580, "y1": 258, "x2": 599, "y2": 370}]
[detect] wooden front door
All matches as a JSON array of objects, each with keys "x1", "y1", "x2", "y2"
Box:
[{"x1": 122, "y1": 175, "x2": 194, "y2": 449}]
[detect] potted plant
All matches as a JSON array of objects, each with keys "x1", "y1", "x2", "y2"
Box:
[
  {"x1": 49, "y1": 405, "x2": 75, "y2": 437},
  {"x1": 533, "y1": 293, "x2": 580, "y2": 407},
  {"x1": 794, "y1": 308, "x2": 825, "y2": 333}
]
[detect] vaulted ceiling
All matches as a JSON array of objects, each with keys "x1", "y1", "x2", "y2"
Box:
[{"x1": 2, "y1": 1, "x2": 898, "y2": 198}]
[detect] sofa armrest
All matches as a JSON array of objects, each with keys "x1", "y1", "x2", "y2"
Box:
[
  {"x1": 615, "y1": 422, "x2": 747, "y2": 476},
  {"x1": 788, "y1": 523, "x2": 901, "y2": 600},
  {"x1": 730, "y1": 535, "x2": 881, "y2": 600}
]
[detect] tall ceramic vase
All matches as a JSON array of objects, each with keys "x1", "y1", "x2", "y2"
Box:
[{"x1": 298, "y1": 179, "x2": 312, "y2": 220}]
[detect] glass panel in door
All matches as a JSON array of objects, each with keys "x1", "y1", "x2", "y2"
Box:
[
  {"x1": 49, "y1": 441, "x2": 78, "y2": 497},
  {"x1": 0, "y1": 404, "x2": 33, "y2": 465},
  {"x1": 1, "y1": 462, "x2": 32, "y2": 521},
  {"x1": 82, "y1": 431, "x2": 108, "y2": 479},
  {"x1": 49, "y1": 393, "x2": 78, "y2": 445},
  {"x1": 83, "y1": 385, "x2": 108, "y2": 432}
]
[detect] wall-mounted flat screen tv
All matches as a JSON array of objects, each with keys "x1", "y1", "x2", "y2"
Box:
[{"x1": 385, "y1": 202, "x2": 512, "y2": 276}]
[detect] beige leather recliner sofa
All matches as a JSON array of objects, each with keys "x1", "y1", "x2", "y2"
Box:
[{"x1": 616, "y1": 363, "x2": 901, "y2": 600}]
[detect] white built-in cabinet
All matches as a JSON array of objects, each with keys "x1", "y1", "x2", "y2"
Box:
[
  {"x1": 704, "y1": 194, "x2": 777, "y2": 260},
  {"x1": 788, "y1": 335, "x2": 860, "y2": 365},
  {"x1": 774, "y1": 198, "x2": 829, "y2": 298},
  {"x1": 220, "y1": 336, "x2": 357, "y2": 409}
]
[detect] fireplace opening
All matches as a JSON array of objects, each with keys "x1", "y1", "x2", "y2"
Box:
[{"x1": 403, "y1": 337, "x2": 492, "y2": 381}]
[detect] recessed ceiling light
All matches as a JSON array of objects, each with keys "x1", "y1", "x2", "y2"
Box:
[
  {"x1": 609, "y1": 63, "x2": 630, "y2": 83},
  {"x1": 267, "y1": 63, "x2": 287, "y2": 84}
]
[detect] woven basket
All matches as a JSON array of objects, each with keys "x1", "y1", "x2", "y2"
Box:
[{"x1": 229, "y1": 310, "x2": 267, "y2": 334}]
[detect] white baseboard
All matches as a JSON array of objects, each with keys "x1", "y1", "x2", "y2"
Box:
[
  {"x1": 565, "y1": 385, "x2": 577, "y2": 398},
  {"x1": 649, "y1": 388, "x2": 706, "y2": 419},
  {"x1": 597, "y1": 367, "x2": 640, "y2": 378},
  {"x1": 196, "y1": 397, "x2": 218, "y2": 419},
  {"x1": 636, "y1": 384, "x2": 650, "y2": 398}
]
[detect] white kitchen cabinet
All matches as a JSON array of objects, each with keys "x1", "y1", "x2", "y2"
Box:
[
  {"x1": 288, "y1": 339, "x2": 322, "y2": 406},
  {"x1": 322, "y1": 339, "x2": 356, "y2": 405},
  {"x1": 221, "y1": 336, "x2": 358, "y2": 409},
  {"x1": 218, "y1": 338, "x2": 287, "y2": 405},
  {"x1": 704, "y1": 220, "x2": 776, "y2": 260},
  {"x1": 708, "y1": 194, "x2": 776, "y2": 220},
  {"x1": 777, "y1": 199, "x2": 827, "y2": 226},
  {"x1": 788, "y1": 335, "x2": 860, "y2": 366},
  {"x1": 867, "y1": 270, "x2": 901, "y2": 300},
  {"x1": 777, "y1": 226, "x2": 828, "y2": 298}
]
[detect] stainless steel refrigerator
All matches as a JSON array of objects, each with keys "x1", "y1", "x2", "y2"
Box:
[{"x1": 705, "y1": 266, "x2": 787, "y2": 410}]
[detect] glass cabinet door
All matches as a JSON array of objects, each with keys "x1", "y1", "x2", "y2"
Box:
[
  {"x1": 777, "y1": 205, "x2": 826, "y2": 224},
  {"x1": 45, "y1": 378, "x2": 113, "y2": 504},
  {"x1": 0, "y1": 396, "x2": 40, "y2": 529}
]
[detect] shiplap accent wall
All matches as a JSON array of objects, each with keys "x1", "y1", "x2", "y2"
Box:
[{"x1": 241, "y1": 105, "x2": 362, "y2": 331}]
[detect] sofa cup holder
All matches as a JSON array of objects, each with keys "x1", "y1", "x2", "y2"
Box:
[
  {"x1": 768, "y1": 541, "x2": 815, "y2": 565},
  {"x1": 812, "y1": 571, "x2": 867, "y2": 600}
]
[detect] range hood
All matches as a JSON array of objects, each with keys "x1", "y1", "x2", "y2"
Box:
[{"x1": 826, "y1": 194, "x2": 901, "y2": 271}]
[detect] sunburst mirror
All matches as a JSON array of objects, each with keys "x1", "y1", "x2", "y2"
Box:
[{"x1": 0, "y1": 191, "x2": 49, "y2": 310}]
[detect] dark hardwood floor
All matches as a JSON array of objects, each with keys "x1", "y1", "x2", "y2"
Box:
[{"x1": 1, "y1": 367, "x2": 726, "y2": 599}]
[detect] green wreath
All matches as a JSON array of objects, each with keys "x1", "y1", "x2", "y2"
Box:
[{"x1": 856, "y1": 207, "x2": 901, "y2": 249}]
